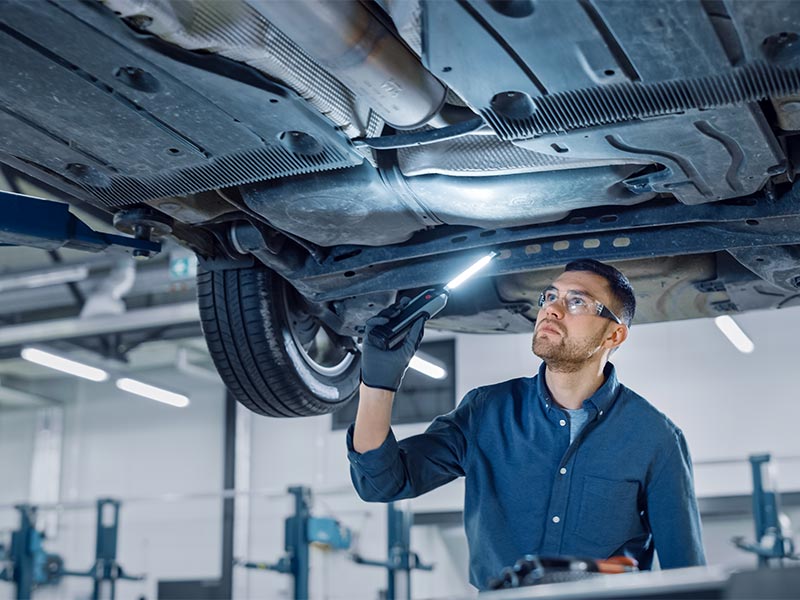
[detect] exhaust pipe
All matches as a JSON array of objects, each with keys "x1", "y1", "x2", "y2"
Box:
[
  {"x1": 239, "y1": 162, "x2": 649, "y2": 248},
  {"x1": 246, "y1": 0, "x2": 446, "y2": 129}
]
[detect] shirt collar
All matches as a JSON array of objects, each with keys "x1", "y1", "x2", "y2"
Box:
[{"x1": 536, "y1": 362, "x2": 620, "y2": 415}]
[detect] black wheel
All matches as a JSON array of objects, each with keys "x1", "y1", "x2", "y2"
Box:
[{"x1": 197, "y1": 265, "x2": 360, "y2": 417}]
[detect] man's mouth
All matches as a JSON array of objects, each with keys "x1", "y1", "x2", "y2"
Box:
[{"x1": 537, "y1": 323, "x2": 563, "y2": 335}]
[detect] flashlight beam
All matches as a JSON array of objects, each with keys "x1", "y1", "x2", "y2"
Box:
[{"x1": 444, "y1": 251, "x2": 497, "y2": 292}]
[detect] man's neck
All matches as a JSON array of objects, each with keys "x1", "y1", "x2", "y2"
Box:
[{"x1": 544, "y1": 361, "x2": 607, "y2": 410}]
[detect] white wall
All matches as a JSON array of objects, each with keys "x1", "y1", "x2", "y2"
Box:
[
  {"x1": 0, "y1": 410, "x2": 37, "y2": 532},
  {"x1": 1, "y1": 305, "x2": 800, "y2": 599},
  {"x1": 0, "y1": 369, "x2": 226, "y2": 600}
]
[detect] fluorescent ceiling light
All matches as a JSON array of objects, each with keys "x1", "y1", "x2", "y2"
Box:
[
  {"x1": 21, "y1": 347, "x2": 109, "y2": 382},
  {"x1": 445, "y1": 251, "x2": 497, "y2": 291},
  {"x1": 0, "y1": 265, "x2": 89, "y2": 293},
  {"x1": 714, "y1": 316, "x2": 754, "y2": 354},
  {"x1": 409, "y1": 355, "x2": 447, "y2": 380},
  {"x1": 116, "y1": 378, "x2": 190, "y2": 408}
]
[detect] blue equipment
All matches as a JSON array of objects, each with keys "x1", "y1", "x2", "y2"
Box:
[
  {"x1": 237, "y1": 486, "x2": 352, "y2": 600},
  {"x1": 352, "y1": 502, "x2": 433, "y2": 600},
  {"x1": 733, "y1": 454, "x2": 799, "y2": 566},
  {"x1": 239, "y1": 488, "x2": 432, "y2": 600},
  {"x1": 0, "y1": 190, "x2": 160, "y2": 256},
  {"x1": 0, "y1": 505, "x2": 64, "y2": 599},
  {"x1": 0, "y1": 499, "x2": 142, "y2": 599}
]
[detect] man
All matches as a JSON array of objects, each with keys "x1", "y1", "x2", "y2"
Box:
[{"x1": 346, "y1": 259, "x2": 706, "y2": 590}]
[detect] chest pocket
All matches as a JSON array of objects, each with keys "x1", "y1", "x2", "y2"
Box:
[{"x1": 574, "y1": 475, "x2": 644, "y2": 552}]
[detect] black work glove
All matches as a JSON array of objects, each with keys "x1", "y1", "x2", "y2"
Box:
[{"x1": 360, "y1": 300, "x2": 427, "y2": 392}]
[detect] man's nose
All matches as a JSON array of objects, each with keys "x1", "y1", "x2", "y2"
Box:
[{"x1": 544, "y1": 300, "x2": 565, "y2": 319}]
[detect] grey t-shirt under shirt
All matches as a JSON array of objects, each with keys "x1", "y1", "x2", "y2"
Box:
[{"x1": 565, "y1": 407, "x2": 589, "y2": 444}]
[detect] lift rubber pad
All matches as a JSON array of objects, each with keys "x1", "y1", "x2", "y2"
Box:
[{"x1": 0, "y1": 0, "x2": 362, "y2": 207}]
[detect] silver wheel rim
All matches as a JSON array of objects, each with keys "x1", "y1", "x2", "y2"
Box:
[{"x1": 284, "y1": 290, "x2": 355, "y2": 377}]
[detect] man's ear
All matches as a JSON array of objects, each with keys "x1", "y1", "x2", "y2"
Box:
[{"x1": 605, "y1": 323, "x2": 628, "y2": 349}]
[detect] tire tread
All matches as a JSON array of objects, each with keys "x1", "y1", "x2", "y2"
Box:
[{"x1": 197, "y1": 266, "x2": 359, "y2": 417}]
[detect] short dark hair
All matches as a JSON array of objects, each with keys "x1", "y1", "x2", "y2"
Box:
[{"x1": 564, "y1": 259, "x2": 636, "y2": 326}]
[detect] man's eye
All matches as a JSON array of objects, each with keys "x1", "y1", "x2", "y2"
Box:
[
  {"x1": 544, "y1": 292, "x2": 558, "y2": 303},
  {"x1": 568, "y1": 296, "x2": 587, "y2": 308}
]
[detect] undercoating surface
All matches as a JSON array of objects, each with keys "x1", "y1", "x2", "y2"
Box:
[{"x1": 3, "y1": 0, "x2": 800, "y2": 334}]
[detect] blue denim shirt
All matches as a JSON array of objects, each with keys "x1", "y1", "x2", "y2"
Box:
[{"x1": 346, "y1": 363, "x2": 705, "y2": 589}]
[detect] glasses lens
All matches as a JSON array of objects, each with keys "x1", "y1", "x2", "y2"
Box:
[
  {"x1": 566, "y1": 295, "x2": 591, "y2": 314},
  {"x1": 539, "y1": 290, "x2": 558, "y2": 307},
  {"x1": 540, "y1": 291, "x2": 593, "y2": 314},
  {"x1": 539, "y1": 289, "x2": 621, "y2": 323}
]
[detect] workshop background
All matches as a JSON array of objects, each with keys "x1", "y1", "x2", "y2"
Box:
[{"x1": 0, "y1": 224, "x2": 798, "y2": 600}]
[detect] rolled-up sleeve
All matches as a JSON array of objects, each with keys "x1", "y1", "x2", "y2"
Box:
[
  {"x1": 646, "y1": 429, "x2": 706, "y2": 568},
  {"x1": 346, "y1": 389, "x2": 479, "y2": 502}
]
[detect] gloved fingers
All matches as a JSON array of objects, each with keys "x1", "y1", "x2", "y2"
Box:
[
  {"x1": 365, "y1": 315, "x2": 390, "y2": 328},
  {"x1": 405, "y1": 315, "x2": 427, "y2": 351},
  {"x1": 376, "y1": 303, "x2": 400, "y2": 320},
  {"x1": 376, "y1": 295, "x2": 412, "y2": 320}
]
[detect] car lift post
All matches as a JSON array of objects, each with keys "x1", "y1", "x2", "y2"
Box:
[
  {"x1": 752, "y1": 454, "x2": 781, "y2": 567},
  {"x1": 0, "y1": 499, "x2": 142, "y2": 599},
  {"x1": 352, "y1": 502, "x2": 433, "y2": 600},
  {"x1": 0, "y1": 504, "x2": 62, "y2": 600},
  {"x1": 733, "y1": 454, "x2": 799, "y2": 565},
  {"x1": 237, "y1": 486, "x2": 352, "y2": 600},
  {"x1": 10, "y1": 505, "x2": 38, "y2": 600},
  {"x1": 286, "y1": 485, "x2": 312, "y2": 600},
  {"x1": 76, "y1": 498, "x2": 139, "y2": 600}
]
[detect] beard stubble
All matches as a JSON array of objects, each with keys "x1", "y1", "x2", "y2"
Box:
[{"x1": 532, "y1": 324, "x2": 607, "y2": 373}]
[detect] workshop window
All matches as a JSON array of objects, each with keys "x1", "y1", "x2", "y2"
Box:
[{"x1": 331, "y1": 339, "x2": 456, "y2": 430}]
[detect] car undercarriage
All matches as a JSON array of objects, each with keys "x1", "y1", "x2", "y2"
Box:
[{"x1": 2, "y1": 0, "x2": 800, "y2": 416}]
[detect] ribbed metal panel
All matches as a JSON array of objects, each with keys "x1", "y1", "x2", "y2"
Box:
[
  {"x1": 482, "y1": 63, "x2": 800, "y2": 140},
  {"x1": 103, "y1": 0, "x2": 377, "y2": 138},
  {"x1": 76, "y1": 143, "x2": 354, "y2": 207}
]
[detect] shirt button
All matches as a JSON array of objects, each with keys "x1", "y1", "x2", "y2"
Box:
[
  {"x1": 559, "y1": 467, "x2": 567, "y2": 475},
  {"x1": 599, "y1": 410, "x2": 604, "y2": 416},
  {"x1": 559, "y1": 419, "x2": 566, "y2": 426},
  {"x1": 552, "y1": 516, "x2": 561, "y2": 524}
]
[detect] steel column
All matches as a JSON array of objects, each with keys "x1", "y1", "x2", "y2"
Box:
[
  {"x1": 286, "y1": 486, "x2": 311, "y2": 600},
  {"x1": 93, "y1": 499, "x2": 120, "y2": 600},
  {"x1": 750, "y1": 455, "x2": 781, "y2": 568},
  {"x1": 12, "y1": 506, "x2": 37, "y2": 600}
]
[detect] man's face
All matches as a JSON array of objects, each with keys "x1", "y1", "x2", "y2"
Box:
[{"x1": 532, "y1": 270, "x2": 623, "y2": 372}]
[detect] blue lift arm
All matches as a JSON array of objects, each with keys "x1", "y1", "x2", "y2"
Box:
[{"x1": 0, "y1": 190, "x2": 159, "y2": 255}]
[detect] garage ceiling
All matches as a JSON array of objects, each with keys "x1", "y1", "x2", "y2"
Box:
[{"x1": 0, "y1": 170, "x2": 213, "y2": 409}]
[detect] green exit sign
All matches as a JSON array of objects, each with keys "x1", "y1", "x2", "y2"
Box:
[{"x1": 169, "y1": 256, "x2": 197, "y2": 280}]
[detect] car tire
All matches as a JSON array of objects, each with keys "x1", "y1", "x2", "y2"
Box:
[{"x1": 197, "y1": 265, "x2": 360, "y2": 417}]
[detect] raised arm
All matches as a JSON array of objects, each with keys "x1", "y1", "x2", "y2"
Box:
[
  {"x1": 353, "y1": 311, "x2": 426, "y2": 452},
  {"x1": 349, "y1": 311, "x2": 471, "y2": 501}
]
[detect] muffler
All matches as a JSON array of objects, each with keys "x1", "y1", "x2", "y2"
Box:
[{"x1": 246, "y1": 0, "x2": 446, "y2": 129}]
